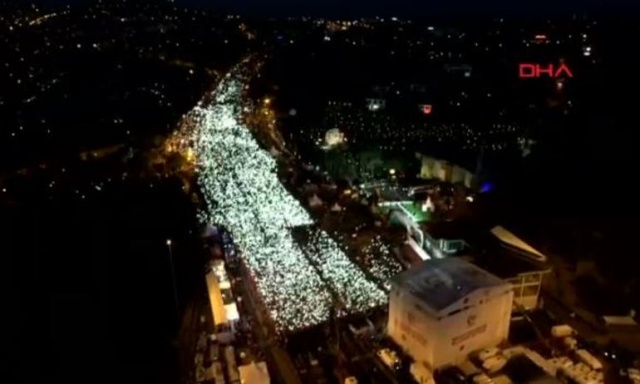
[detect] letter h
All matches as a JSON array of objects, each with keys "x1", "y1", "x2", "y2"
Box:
[{"x1": 536, "y1": 64, "x2": 554, "y2": 77}]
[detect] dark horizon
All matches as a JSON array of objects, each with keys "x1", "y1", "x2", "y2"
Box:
[{"x1": 21, "y1": 0, "x2": 640, "y2": 19}]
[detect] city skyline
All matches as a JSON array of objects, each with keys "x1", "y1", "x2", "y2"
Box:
[{"x1": 30, "y1": 0, "x2": 640, "y2": 17}]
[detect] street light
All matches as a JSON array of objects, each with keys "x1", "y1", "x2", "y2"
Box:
[{"x1": 166, "y1": 239, "x2": 179, "y2": 317}]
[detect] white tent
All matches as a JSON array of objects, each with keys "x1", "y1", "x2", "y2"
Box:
[
  {"x1": 224, "y1": 303, "x2": 240, "y2": 322},
  {"x1": 308, "y1": 194, "x2": 323, "y2": 208},
  {"x1": 421, "y1": 197, "x2": 434, "y2": 212}
]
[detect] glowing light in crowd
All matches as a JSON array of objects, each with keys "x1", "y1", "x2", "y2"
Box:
[
  {"x1": 187, "y1": 67, "x2": 386, "y2": 332},
  {"x1": 360, "y1": 236, "x2": 404, "y2": 291}
]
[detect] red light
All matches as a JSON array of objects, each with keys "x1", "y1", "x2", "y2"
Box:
[{"x1": 422, "y1": 105, "x2": 432, "y2": 115}]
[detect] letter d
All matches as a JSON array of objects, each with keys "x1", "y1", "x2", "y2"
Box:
[{"x1": 519, "y1": 64, "x2": 536, "y2": 78}]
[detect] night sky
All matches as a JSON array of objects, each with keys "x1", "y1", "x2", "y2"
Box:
[{"x1": 36, "y1": 0, "x2": 638, "y2": 17}]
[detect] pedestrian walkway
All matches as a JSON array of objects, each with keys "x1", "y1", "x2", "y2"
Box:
[{"x1": 240, "y1": 277, "x2": 302, "y2": 384}]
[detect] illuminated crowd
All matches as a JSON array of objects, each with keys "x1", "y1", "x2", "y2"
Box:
[
  {"x1": 360, "y1": 235, "x2": 404, "y2": 291},
  {"x1": 301, "y1": 228, "x2": 386, "y2": 310},
  {"x1": 190, "y1": 71, "x2": 385, "y2": 332}
]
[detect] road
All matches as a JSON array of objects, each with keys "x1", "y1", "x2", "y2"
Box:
[
  {"x1": 340, "y1": 330, "x2": 399, "y2": 384},
  {"x1": 543, "y1": 292, "x2": 607, "y2": 344},
  {"x1": 542, "y1": 292, "x2": 640, "y2": 383},
  {"x1": 234, "y1": 270, "x2": 303, "y2": 384},
  {"x1": 186, "y1": 55, "x2": 303, "y2": 384},
  {"x1": 178, "y1": 297, "x2": 207, "y2": 384}
]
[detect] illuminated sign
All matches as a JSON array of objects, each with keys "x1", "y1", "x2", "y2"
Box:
[
  {"x1": 419, "y1": 104, "x2": 433, "y2": 115},
  {"x1": 519, "y1": 63, "x2": 573, "y2": 79},
  {"x1": 451, "y1": 324, "x2": 487, "y2": 345}
]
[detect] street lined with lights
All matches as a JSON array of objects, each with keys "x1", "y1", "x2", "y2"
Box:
[{"x1": 189, "y1": 65, "x2": 386, "y2": 332}]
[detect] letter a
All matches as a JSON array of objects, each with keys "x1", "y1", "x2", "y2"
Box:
[
  {"x1": 555, "y1": 63, "x2": 573, "y2": 78},
  {"x1": 519, "y1": 64, "x2": 537, "y2": 78}
]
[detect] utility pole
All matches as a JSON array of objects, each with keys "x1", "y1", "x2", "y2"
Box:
[{"x1": 166, "y1": 239, "x2": 179, "y2": 318}]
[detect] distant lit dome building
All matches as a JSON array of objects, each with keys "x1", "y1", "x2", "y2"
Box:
[{"x1": 323, "y1": 128, "x2": 345, "y2": 149}]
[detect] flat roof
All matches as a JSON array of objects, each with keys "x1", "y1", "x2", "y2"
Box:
[
  {"x1": 206, "y1": 271, "x2": 227, "y2": 326},
  {"x1": 391, "y1": 257, "x2": 508, "y2": 314},
  {"x1": 461, "y1": 246, "x2": 549, "y2": 279},
  {"x1": 491, "y1": 226, "x2": 546, "y2": 263},
  {"x1": 457, "y1": 225, "x2": 550, "y2": 277}
]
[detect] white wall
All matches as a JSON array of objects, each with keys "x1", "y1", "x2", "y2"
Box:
[
  {"x1": 388, "y1": 285, "x2": 513, "y2": 370},
  {"x1": 506, "y1": 274, "x2": 543, "y2": 311},
  {"x1": 432, "y1": 288, "x2": 513, "y2": 367},
  {"x1": 388, "y1": 287, "x2": 437, "y2": 368}
]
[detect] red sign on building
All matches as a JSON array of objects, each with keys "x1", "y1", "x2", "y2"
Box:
[
  {"x1": 519, "y1": 63, "x2": 573, "y2": 79},
  {"x1": 451, "y1": 324, "x2": 487, "y2": 346}
]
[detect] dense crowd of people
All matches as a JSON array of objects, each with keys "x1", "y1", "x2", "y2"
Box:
[
  {"x1": 301, "y1": 228, "x2": 386, "y2": 310},
  {"x1": 359, "y1": 235, "x2": 404, "y2": 292},
  {"x1": 191, "y1": 73, "x2": 385, "y2": 332}
]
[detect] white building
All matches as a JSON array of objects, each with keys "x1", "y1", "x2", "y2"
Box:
[
  {"x1": 207, "y1": 260, "x2": 240, "y2": 339},
  {"x1": 418, "y1": 155, "x2": 475, "y2": 188},
  {"x1": 488, "y1": 226, "x2": 550, "y2": 310},
  {"x1": 388, "y1": 258, "x2": 513, "y2": 370},
  {"x1": 239, "y1": 361, "x2": 270, "y2": 384}
]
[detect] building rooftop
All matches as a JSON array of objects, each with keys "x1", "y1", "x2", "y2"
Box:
[
  {"x1": 458, "y1": 225, "x2": 551, "y2": 278},
  {"x1": 378, "y1": 185, "x2": 410, "y2": 202},
  {"x1": 491, "y1": 226, "x2": 546, "y2": 263},
  {"x1": 391, "y1": 257, "x2": 508, "y2": 314},
  {"x1": 422, "y1": 220, "x2": 475, "y2": 240},
  {"x1": 461, "y1": 245, "x2": 550, "y2": 279}
]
